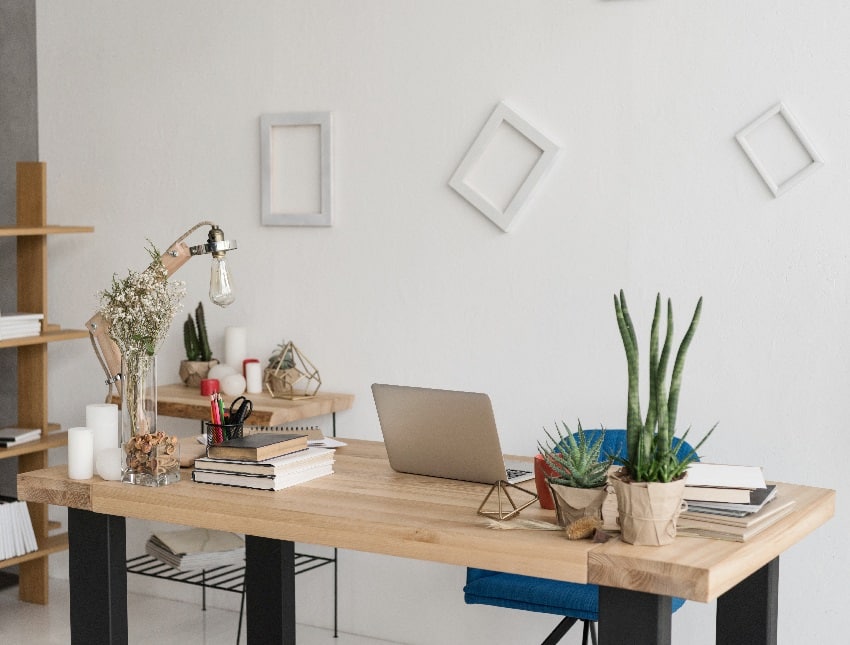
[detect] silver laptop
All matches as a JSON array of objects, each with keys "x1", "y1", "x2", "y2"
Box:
[{"x1": 371, "y1": 384, "x2": 534, "y2": 485}]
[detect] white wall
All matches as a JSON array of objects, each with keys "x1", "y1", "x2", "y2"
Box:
[{"x1": 35, "y1": 1, "x2": 848, "y2": 643}]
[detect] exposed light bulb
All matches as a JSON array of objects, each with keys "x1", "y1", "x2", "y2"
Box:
[{"x1": 209, "y1": 255, "x2": 235, "y2": 307}]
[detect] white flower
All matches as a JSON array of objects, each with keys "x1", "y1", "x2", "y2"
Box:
[{"x1": 97, "y1": 244, "x2": 185, "y2": 357}]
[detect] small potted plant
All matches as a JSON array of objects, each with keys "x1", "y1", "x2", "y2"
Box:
[
  {"x1": 178, "y1": 302, "x2": 219, "y2": 387},
  {"x1": 538, "y1": 421, "x2": 613, "y2": 530},
  {"x1": 610, "y1": 290, "x2": 714, "y2": 545}
]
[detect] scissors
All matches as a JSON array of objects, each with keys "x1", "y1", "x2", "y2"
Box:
[{"x1": 228, "y1": 396, "x2": 253, "y2": 425}]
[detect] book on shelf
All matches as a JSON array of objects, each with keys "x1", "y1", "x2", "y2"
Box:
[
  {"x1": 192, "y1": 461, "x2": 334, "y2": 491},
  {"x1": 677, "y1": 494, "x2": 796, "y2": 541},
  {"x1": 683, "y1": 462, "x2": 767, "y2": 503},
  {"x1": 685, "y1": 484, "x2": 778, "y2": 516},
  {"x1": 195, "y1": 446, "x2": 335, "y2": 476},
  {"x1": 145, "y1": 528, "x2": 245, "y2": 571},
  {"x1": 0, "y1": 496, "x2": 37, "y2": 560},
  {"x1": 0, "y1": 427, "x2": 42, "y2": 448},
  {"x1": 0, "y1": 313, "x2": 44, "y2": 340},
  {"x1": 0, "y1": 312, "x2": 44, "y2": 322},
  {"x1": 206, "y1": 432, "x2": 309, "y2": 461}
]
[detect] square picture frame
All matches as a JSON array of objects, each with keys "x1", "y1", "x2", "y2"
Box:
[
  {"x1": 735, "y1": 102, "x2": 823, "y2": 198},
  {"x1": 260, "y1": 112, "x2": 333, "y2": 226},
  {"x1": 449, "y1": 102, "x2": 559, "y2": 232}
]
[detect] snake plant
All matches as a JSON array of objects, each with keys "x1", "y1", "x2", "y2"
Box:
[
  {"x1": 613, "y1": 290, "x2": 715, "y2": 482},
  {"x1": 538, "y1": 421, "x2": 612, "y2": 489}
]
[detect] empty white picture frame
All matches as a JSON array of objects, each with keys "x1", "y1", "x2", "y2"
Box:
[
  {"x1": 260, "y1": 112, "x2": 332, "y2": 226},
  {"x1": 449, "y1": 102, "x2": 559, "y2": 232},
  {"x1": 735, "y1": 102, "x2": 823, "y2": 198}
]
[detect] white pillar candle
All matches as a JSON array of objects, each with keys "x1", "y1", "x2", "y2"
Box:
[
  {"x1": 86, "y1": 403, "x2": 119, "y2": 454},
  {"x1": 245, "y1": 361, "x2": 263, "y2": 394},
  {"x1": 95, "y1": 447, "x2": 124, "y2": 481},
  {"x1": 68, "y1": 427, "x2": 94, "y2": 480},
  {"x1": 224, "y1": 326, "x2": 248, "y2": 370}
]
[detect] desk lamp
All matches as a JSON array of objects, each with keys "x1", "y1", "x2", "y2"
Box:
[{"x1": 87, "y1": 221, "x2": 238, "y2": 396}]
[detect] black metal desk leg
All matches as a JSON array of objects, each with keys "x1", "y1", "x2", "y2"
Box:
[
  {"x1": 717, "y1": 557, "x2": 779, "y2": 645},
  {"x1": 67, "y1": 508, "x2": 128, "y2": 645},
  {"x1": 598, "y1": 587, "x2": 672, "y2": 645},
  {"x1": 246, "y1": 536, "x2": 296, "y2": 644}
]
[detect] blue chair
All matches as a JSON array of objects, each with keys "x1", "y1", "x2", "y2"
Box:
[{"x1": 463, "y1": 429, "x2": 693, "y2": 645}]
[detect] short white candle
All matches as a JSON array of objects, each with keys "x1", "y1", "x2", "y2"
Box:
[
  {"x1": 96, "y1": 447, "x2": 124, "y2": 481},
  {"x1": 86, "y1": 403, "x2": 119, "y2": 454},
  {"x1": 68, "y1": 427, "x2": 94, "y2": 480},
  {"x1": 224, "y1": 326, "x2": 248, "y2": 370},
  {"x1": 245, "y1": 361, "x2": 263, "y2": 394}
]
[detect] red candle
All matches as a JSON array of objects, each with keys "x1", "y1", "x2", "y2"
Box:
[{"x1": 200, "y1": 378, "x2": 220, "y2": 396}]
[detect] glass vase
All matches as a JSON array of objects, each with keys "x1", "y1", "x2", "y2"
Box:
[{"x1": 120, "y1": 354, "x2": 180, "y2": 486}]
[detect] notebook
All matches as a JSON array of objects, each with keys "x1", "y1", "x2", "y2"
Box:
[{"x1": 371, "y1": 384, "x2": 533, "y2": 485}]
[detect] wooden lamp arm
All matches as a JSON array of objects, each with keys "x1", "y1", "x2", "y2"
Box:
[{"x1": 86, "y1": 221, "x2": 234, "y2": 401}]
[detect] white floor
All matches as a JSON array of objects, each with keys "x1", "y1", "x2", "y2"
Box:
[{"x1": 0, "y1": 578, "x2": 401, "y2": 645}]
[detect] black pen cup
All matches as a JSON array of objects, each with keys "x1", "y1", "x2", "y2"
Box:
[{"x1": 204, "y1": 421, "x2": 244, "y2": 454}]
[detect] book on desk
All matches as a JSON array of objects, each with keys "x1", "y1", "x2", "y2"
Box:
[
  {"x1": 193, "y1": 445, "x2": 335, "y2": 490},
  {"x1": 677, "y1": 463, "x2": 796, "y2": 541},
  {"x1": 206, "y1": 432, "x2": 308, "y2": 461}
]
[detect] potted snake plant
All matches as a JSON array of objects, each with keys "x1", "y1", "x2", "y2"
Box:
[
  {"x1": 178, "y1": 302, "x2": 219, "y2": 387},
  {"x1": 611, "y1": 290, "x2": 714, "y2": 545},
  {"x1": 538, "y1": 421, "x2": 613, "y2": 531}
]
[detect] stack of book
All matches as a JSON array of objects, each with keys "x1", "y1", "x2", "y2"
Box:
[
  {"x1": 146, "y1": 527, "x2": 245, "y2": 571},
  {"x1": 677, "y1": 463, "x2": 796, "y2": 541},
  {"x1": 193, "y1": 432, "x2": 335, "y2": 490},
  {"x1": 0, "y1": 496, "x2": 38, "y2": 559},
  {"x1": 0, "y1": 427, "x2": 42, "y2": 449},
  {"x1": 0, "y1": 313, "x2": 43, "y2": 340}
]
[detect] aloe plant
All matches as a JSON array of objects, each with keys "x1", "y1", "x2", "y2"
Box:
[
  {"x1": 613, "y1": 290, "x2": 714, "y2": 482},
  {"x1": 538, "y1": 421, "x2": 612, "y2": 489},
  {"x1": 183, "y1": 302, "x2": 212, "y2": 362}
]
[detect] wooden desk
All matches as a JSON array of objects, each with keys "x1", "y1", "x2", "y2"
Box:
[
  {"x1": 113, "y1": 383, "x2": 355, "y2": 427},
  {"x1": 17, "y1": 440, "x2": 834, "y2": 644}
]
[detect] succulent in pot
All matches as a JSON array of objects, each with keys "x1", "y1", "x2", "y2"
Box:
[
  {"x1": 538, "y1": 421, "x2": 613, "y2": 532},
  {"x1": 179, "y1": 301, "x2": 219, "y2": 387}
]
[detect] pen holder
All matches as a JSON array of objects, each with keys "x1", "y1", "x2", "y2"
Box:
[{"x1": 204, "y1": 421, "x2": 244, "y2": 453}]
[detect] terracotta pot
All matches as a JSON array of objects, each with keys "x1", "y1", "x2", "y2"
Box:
[
  {"x1": 179, "y1": 359, "x2": 219, "y2": 388},
  {"x1": 610, "y1": 471, "x2": 687, "y2": 546},
  {"x1": 534, "y1": 454, "x2": 558, "y2": 509},
  {"x1": 548, "y1": 482, "x2": 609, "y2": 527}
]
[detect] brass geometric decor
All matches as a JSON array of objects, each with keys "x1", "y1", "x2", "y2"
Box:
[{"x1": 477, "y1": 480, "x2": 539, "y2": 521}]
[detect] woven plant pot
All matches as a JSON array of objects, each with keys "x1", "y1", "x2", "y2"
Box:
[
  {"x1": 179, "y1": 359, "x2": 219, "y2": 388},
  {"x1": 610, "y1": 471, "x2": 687, "y2": 546},
  {"x1": 548, "y1": 482, "x2": 609, "y2": 527}
]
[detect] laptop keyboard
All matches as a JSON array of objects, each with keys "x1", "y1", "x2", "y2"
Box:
[{"x1": 505, "y1": 467, "x2": 533, "y2": 483}]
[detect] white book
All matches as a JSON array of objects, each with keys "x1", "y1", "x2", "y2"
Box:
[
  {"x1": 15, "y1": 501, "x2": 37, "y2": 554},
  {"x1": 0, "y1": 312, "x2": 44, "y2": 322},
  {"x1": 192, "y1": 462, "x2": 334, "y2": 491},
  {"x1": 194, "y1": 446, "x2": 334, "y2": 476},
  {"x1": 0, "y1": 502, "x2": 11, "y2": 559},
  {"x1": 685, "y1": 463, "x2": 766, "y2": 490},
  {"x1": 0, "y1": 427, "x2": 42, "y2": 442}
]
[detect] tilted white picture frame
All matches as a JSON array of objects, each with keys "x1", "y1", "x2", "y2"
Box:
[
  {"x1": 735, "y1": 102, "x2": 823, "y2": 198},
  {"x1": 449, "y1": 102, "x2": 559, "y2": 232},
  {"x1": 261, "y1": 112, "x2": 333, "y2": 226}
]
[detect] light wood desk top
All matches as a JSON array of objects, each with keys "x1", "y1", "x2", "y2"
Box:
[
  {"x1": 112, "y1": 383, "x2": 355, "y2": 426},
  {"x1": 17, "y1": 439, "x2": 834, "y2": 603}
]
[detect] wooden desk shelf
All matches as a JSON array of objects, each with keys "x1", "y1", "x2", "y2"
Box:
[{"x1": 118, "y1": 383, "x2": 354, "y2": 427}]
